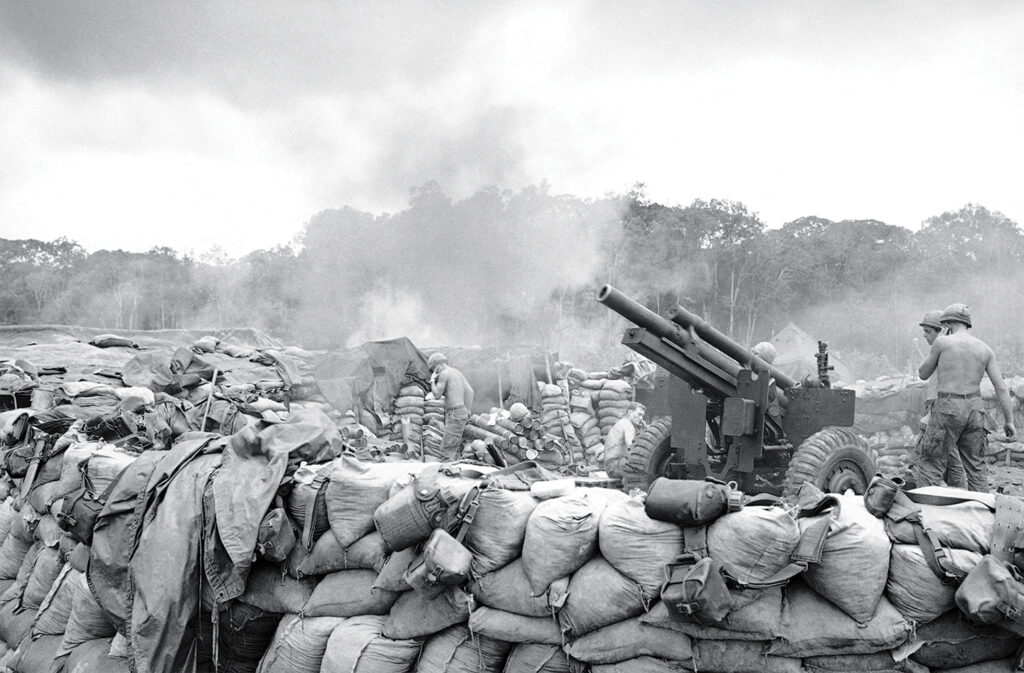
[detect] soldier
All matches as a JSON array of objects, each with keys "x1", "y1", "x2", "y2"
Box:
[
  {"x1": 916, "y1": 303, "x2": 1016, "y2": 492},
  {"x1": 912, "y1": 310, "x2": 966, "y2": 488},
  {"x1": 602, "y1": 402, "x2": 645, "y2": 478},
  {"x1": 751, "y1": 341, "x2": 777, "y2": 365},
  {"x1": 429, "y1": 352, "x2": 474, "y2": 461}
]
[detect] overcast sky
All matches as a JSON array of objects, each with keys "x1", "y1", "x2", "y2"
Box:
[{"x1": 1, "y1": 1, "x2": 1022, "y2": 257}]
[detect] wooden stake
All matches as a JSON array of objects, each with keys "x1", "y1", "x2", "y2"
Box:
[{"x1": 201, "y1": 368, "x2": 219, "y2": 431}]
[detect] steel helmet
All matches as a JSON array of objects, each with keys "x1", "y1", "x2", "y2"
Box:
[
  {"x1": 508, "y1": 402, "x2": 530, "y2": 421},
  {"x1": 918, "y1": 310, "x2": 944, "y2": 330},
  {"x1": 940, "y1": 303, "x2": 972, "y2": 328},
  {"x1": 751, "y1": 342, "x2": 777, "y2": 364},
  {"x1": 427, "y1": 352, "x2": 448, "y2": 370}
]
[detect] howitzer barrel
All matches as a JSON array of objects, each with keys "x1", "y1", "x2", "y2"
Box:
[
  {"x1": 667, "y1": 304, "x2": 798, "y2": 390},
  {"x1": 597, "y1": 285, "x2": 741, "y2": 382}
]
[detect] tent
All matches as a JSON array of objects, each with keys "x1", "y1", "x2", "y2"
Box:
[{"x1": 769, "y1": 322, "x2": 855, "y2": 385}]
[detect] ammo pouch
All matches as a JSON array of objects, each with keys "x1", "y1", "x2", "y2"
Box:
[
  {"x1": 403, "y1": 482, "x2": 481, "y2": 596},
  {"x1": 645, "y1": 477, "x2": 743, "y2": 526},
  {"x1": 288, "y1": 471, "x2": 330, "y2": 552},
  {"x1": 57, "y1": 458, "x2": 127, "y2": 545},
  {"x1": 374, "y1": 466, "x2": 478, "y2": 552},
  {"x1": 955, "y1": 555, "x2": 1024, "y2": 635},
  {"x1": 661, "y1": 553, "x2": 733, "y2": 625},
  {"x1": 3, "y1": 431, "x2": 47, "y2": 480}
]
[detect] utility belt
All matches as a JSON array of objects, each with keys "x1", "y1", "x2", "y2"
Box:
[{"x1": 936, "y1": 391, "x2": 981, "y2": 399}]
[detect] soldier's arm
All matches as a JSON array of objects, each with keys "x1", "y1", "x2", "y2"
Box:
[
  {"x1": 464, "y1": 379, "x2": 474, "y2": 411},
  {"x1": 918, "y1": 338, "x2": 944, "y2": 380},
  {"x1": 432, "y1": 371, "x2": 448, "y2": 398},
  {"x1": 986, "y1": 352, "x2": 1017, "y2": 437}
]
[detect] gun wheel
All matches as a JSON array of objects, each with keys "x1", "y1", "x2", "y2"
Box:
[
  {"x1": 620, "y1": 417, "x2": 674, "y2": 492},
  {"x1": 782, "y1": 427, "x2": 875, "y2": 499}
]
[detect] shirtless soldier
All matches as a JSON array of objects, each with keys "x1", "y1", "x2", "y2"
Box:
[
  {"x1": 914, "y1": 310, "x2": 966, "y2": 488},
  {"x1": 428, "y1": 353, "x2": 474, "y2": 461},
  {"x1": 916, "y1": 303, "x2": 1016, "y2": 492}
]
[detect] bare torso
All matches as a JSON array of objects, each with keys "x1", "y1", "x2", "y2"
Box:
[
  {"x1": 434, "y1": 367, "x2": 475, "y2": 409},
  {"x1": 923, "y1": 331, "x2": 992, "y2": 394}
]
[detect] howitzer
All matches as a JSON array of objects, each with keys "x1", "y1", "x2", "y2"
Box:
[{"x1": 597, "y1": 284, "x2": 873, "y2": 496}]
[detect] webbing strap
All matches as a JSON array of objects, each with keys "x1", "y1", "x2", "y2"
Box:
[
  {"x1": 682, "y1": 525, "x2": 708, "y2": 558},
  {"x1": 301, "y1": 473, "x2": 329, "y2": 552},
  {"x1": 908, "y1": 516, "x2": 967, "y2": 585},
  {"x1": 993, "y1": 495, "x2": 1024, "y2": 564}
]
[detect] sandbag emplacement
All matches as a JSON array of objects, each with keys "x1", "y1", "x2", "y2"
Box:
[
  {"x1": 9, "y1": 633, "x2": 65, "y2": 673},
  {"x1": 470, "y1": 558, "x2": 564, "y2": 618},
  {"x1": 909, "y1": 610, "x2": 1022, "y2": 670},
  {"x1": 564, "y1": 616, "x2": 693, "y2": 664},
  {"x1": 239, "y1": 562, "x2": 319, "y2": 614},
  {"x1": 598, "y1": 497, "x2": 684, "y2": 595},
  {"x1": 695, "y1": 640, "x2": 803, "y2": 673},
  {"x1": 21, "y1": 546, "x2": 64, "y2": 611},
  {"x1": 32, "y1": 564, "x2": 81, "y2": 636},
  {"x1": 326, "y1": 458, "x2": 426, "y2": 548},
  {"x1": 468, "y1": 606, "x2": 562, "y2": 644},
  {"x1": 321, "y1": 615, "x2": 422, "y2": 673},
  {"x1": 62, "y1": 637, "x2": 116, "y2": 673},
  {"x1": 590, "y1": 656, "x2": 695, "y2": 673},
  {"x1": 639, "y1": 586, "x2": 782, "y2": 641},
  {"x1": 768, "y1": 580, "x2": 912, "y2": 657},
  {"x1": 301, "y1": 569, "x2": 399, "y2": 618},
  {"x1": 706, "y1": 506, "x2": 800, "y2": 586},
  {"x1": 886, "y1": 544, "x2": 983, "y2": 623},
  {"x1": 465, "y1": 488, "x2": 538, "y2": 576},
  {"x1": 255, "y1": 614, "x2": 342, "y2": 673},
  {"x1": 58, "y1": 571, "x2": 117, "y2": 655},
  {"x1": 521, "y1": 492, "x2": 603, "y2": 595},
  {"x1": 800, "y1": 490, "x2": 891, "y2": 623},
  {"x1": 383, "y1": 587, "x2": 472, "y2": 640},
  {"x1": 416, "y1": 624, "x2": 511, "y2": 673},
  {"x1": 503, "y1": 644, "x2": 571, "y2": 673},
  {"x1": 558, "y1": 556, "x2": 650, "y2": 638}
]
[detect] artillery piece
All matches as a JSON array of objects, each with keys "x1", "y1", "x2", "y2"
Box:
[{"x1": 598, "y1": 284, "x2": 875, "y2": 497}]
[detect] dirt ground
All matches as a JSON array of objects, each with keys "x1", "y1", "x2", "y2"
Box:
[{"x1": 989, "y1": 464, "x2": 1024, "y2": 496}]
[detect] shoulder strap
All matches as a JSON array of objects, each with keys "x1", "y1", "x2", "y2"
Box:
[
  {"x1": 905, "y1": 490, "x2": 996, "y2": 510},
  {"x1": 682, "y1": 525, "x2": 708, "y2": 558},
  {"x1": 301, "y1": 473, "x2": 330, "y2": 552}
]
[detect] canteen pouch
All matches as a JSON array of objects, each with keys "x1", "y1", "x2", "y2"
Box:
[
  {"x1": 863, "y1": 474, "x2": 904, "y2": 518},
  {"x1": 257, "y1": 507, "x2": 297, "y2": 562},
  {"x1": 288, "y1": 473, "x2": 330, "y2": 552},
  {"x1": 56, "y1": 459, "x2": 123, "y2": 546},
  {"x1": 661, "y1": 554, "x2": 734, "y2": 625},
  {"x1": 955, "y1": 555, "x2": 1024, "y2": 635},
  {"x1": 373, "y1": 469, "x2": 463, "y2": 551},
  {"x1": 645, "y1": 477, "x2": 742, "y2": 527},
  {"x1": 422, "y1": 528, "x2": 473, "y2": 587},
  {"x1": 403, "y1": 554, "x2": 446, "y2": 599}
]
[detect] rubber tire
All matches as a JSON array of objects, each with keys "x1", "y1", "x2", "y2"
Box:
[
  {"x1": 620, "y1": 417, "x2": 673, "y2": 492},
  {"x1": 781, "y1": 427, "x2": 876, "y2": 498}
]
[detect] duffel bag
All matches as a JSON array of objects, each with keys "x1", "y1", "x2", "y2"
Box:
[
  {"x1": 955, "y1": 554, "x2": 1024, "y2": 635},
  {"x1": 645, "y1": 477, "x2": 743, "y2": 526}
]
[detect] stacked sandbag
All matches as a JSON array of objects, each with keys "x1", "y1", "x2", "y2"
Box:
[
  {"x1": 538, "y1": 383, "x2": 583, "y2": 466},
  {"x1": 568, "y1": 389, "x2": 602, "y2": 461},
  {"x1": 867, "y1": 426, "x2": 916, "y2": 477},
  {"x1": 596, "y1": 379, "x2": 633, "y2": 439},
  {"x1": 391, "y1": 384, "x2": 425, "y2": 454},
  {"x1": 421, "y1": 397, "x2": 445, "y2": 459}
]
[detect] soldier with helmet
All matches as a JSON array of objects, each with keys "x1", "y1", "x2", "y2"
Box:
[
  {"x1": 916, "y1": 303, "x2": 1016, "y2": 492},
  {"x1": 428, "y1": 352, "x2": 474, "y2": 460}
]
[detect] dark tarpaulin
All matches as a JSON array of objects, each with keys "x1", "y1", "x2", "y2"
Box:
[{"x1": 312, "y1": 337, "x2": 430, "y2": 415}]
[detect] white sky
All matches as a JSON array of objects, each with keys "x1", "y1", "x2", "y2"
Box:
[{"x1": 1, "y1": 0, "x2": 1022, "y2": 257}]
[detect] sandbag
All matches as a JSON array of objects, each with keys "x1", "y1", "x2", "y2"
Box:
[
  {"x1": 0, "y1": 600, "x2": 33, "y2": 649},
  {"x1": 590, "y1": 657, "x2": 693, "y2": 673},
  {"x1": 694, "y1": 640, "x2": 803, "y2": 673},
  {"x1": 598, "y1": 497, "x2": 684, "y2": 595},
  {"x1": 373, "y1": 547, "x2": 417, "y2": 592},
  {"x1": 564, "y1": 616, "x2": 693, "y2": 664},
  {"x1": 1, "y1": 541, "x2": 40, "y2": 605},
  {"x1": 940, "y1": 660, "x2": 1018, "y2": 673},
  {"x1": 887, "y1": 544, "x2": 983, "y2": 623},
  {"x1": 21, "y1": 544, "x2": 63, "y2": 610},
  {"x1": 32, "y1": 515, "x2": 62, "y2": 548},
  {"x1": 255, "y1": 614, "x2": 343, "y2": 673},
  {"x1": 465, "y1": 488, "x2": 538, "y2": 575},
  {"x1": 58, "y1": 571, "x2": 116, "y2": 654},
  {"x1": 521, "y1": 492, "x2": 604, "y2": 595},
  {"x1": 0, "y1": 532, "x2": 33, "y2": 580},
  {"x1": 706, "y1": 506, "x2": 800, "y2": 585},
  {"x1": 55, "y1": 442, "x2": 100, "y2": 498},
  {"x1": 467, "y1": 606, "x2": 561, "y2": 644},
  {"x1": 416, "y1": 624, "x2": 511, "y2": 673},
  {"x1": 239, "y1": 563, "x2": 319, "y2": 614},
  {"x1": 502, "y1": 644, "x2": 571, "y2": 673},
  {"x1": 0, "y1": 499, "x2": 16, "y2": 547},
  {"x1": 640, "y1": 587, "x2": 782, "y2": 641},
  {"x1": 326, "y1": 458, "x2": 426, "y2": 548},
  {"x1": 321, "y1": 615, "x2": 422, "y2": 673},
  {"x1": 32, "y1": 565, "x2": 81, "y2": 636},
  {"x1": 558, "y1": 556, "x2": 649, "y2": 638},
  {"x1": 294, "y1": 529, "x2": 387, "y2": 578},
  {"x1": 62, "y1": 638, "x2": 123, "y2": 673},
  {"x1": 9, "y1": 633, "x2": 64, "y2": 673},
  {"x1": 802, "y1": 652, "x2": 901, "y2": 672},
  {"x1": 887, "y1": 499, "x2": 994, "y2": 555},
  {"x1": 801, "y1": 490, "x2": 891, "y2": 623},
  {"x1": 768, "y1": 580, "x2": 912, "y2": 657},
  {"x1": 301, "y1": 569, "x2": 399, "y2": 618},
  {"x1": 470, "y1": 558, "x2": 567, "y2": 618},
  {"x1": 84, "y1": 447, "x2": 136, "y2": 494},
  {"x1": 383, "y1": 587, "x2": 473, "y2": 640},
  {"x1": 909, "y1": 610, "x2": 1021, "y2": 670}
]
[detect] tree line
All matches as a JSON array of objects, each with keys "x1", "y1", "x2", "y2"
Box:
[{"x1": 2, "y1": 184, "x2": 1022, "y2": 377}]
